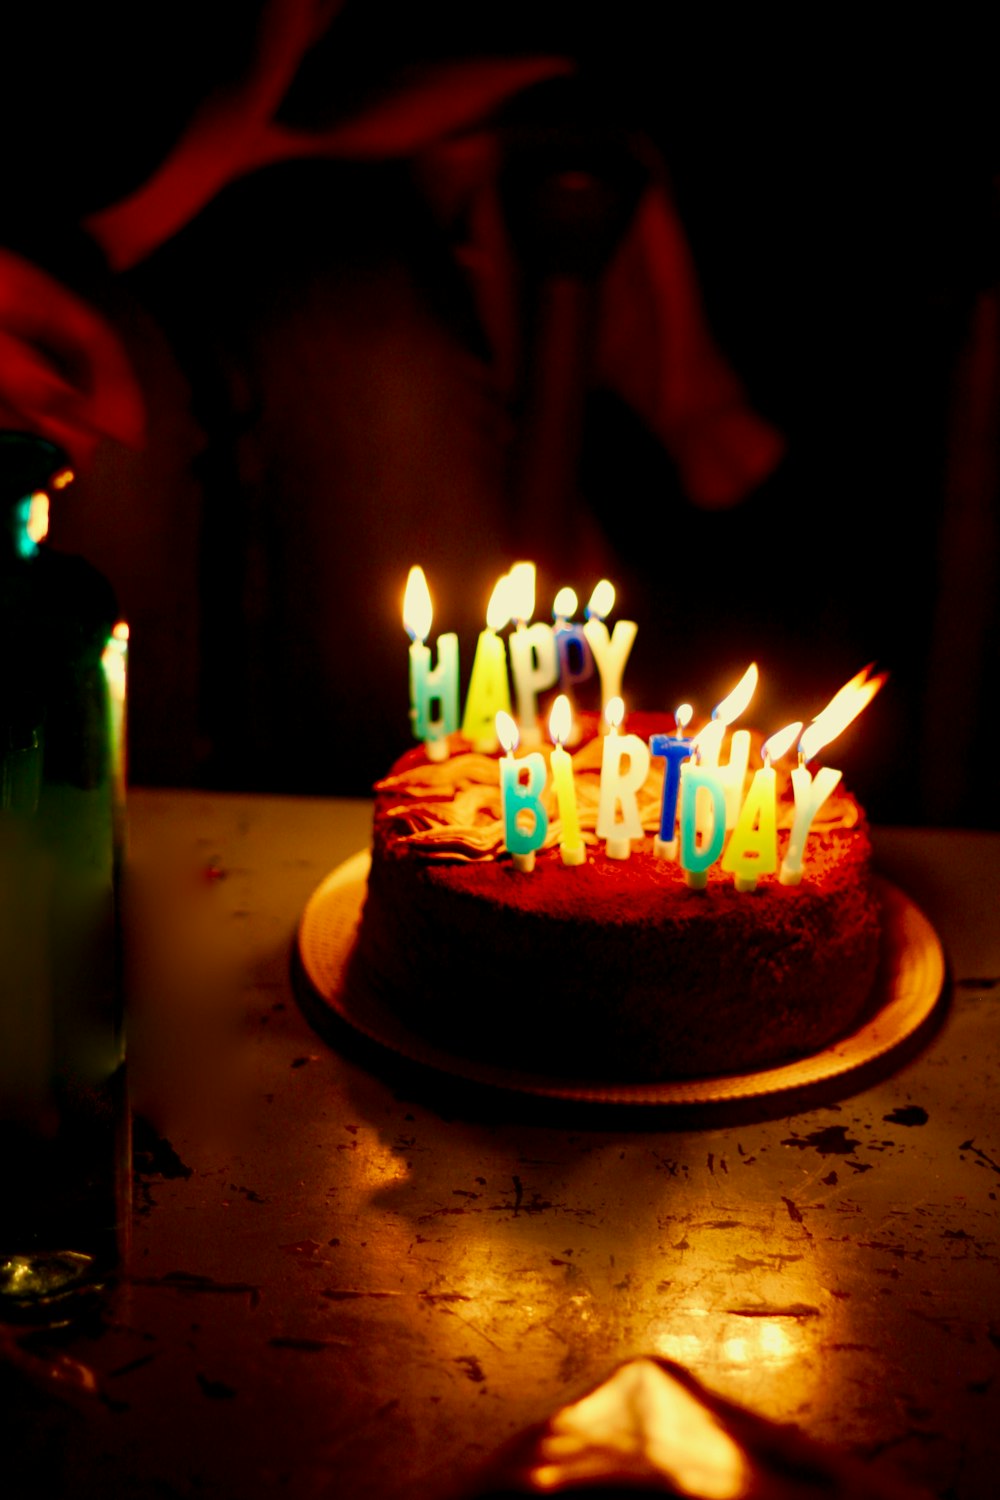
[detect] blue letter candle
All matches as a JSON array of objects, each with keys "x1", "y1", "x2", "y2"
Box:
[{"x1": 650, "y1": 703, "x2": 693, "y2": 858}]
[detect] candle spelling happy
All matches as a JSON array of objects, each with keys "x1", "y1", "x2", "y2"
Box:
[
  {"x1": 496, "y1": 709, "x2": 548, "y2": 872},
  {"x1": 403, "y1": 566, "x2": 459, "y2": 761},
  {"x1": 461, "y1": 575, "x2": 513, "y2": 752},
  {"x1": 596, "y1": 696, "x2": 650, "y2": 860},
  {"x1": 722, "y1": 721, "x2": 801, "y2": 892},
  {"x1": 549, "y1": 694, "x2": 585, "y2": 866},
  {"x1": 780, "y1": 666, "x2": 886, "y2": 885}
]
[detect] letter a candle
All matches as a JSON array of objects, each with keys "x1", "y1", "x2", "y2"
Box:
[{"x1": 722, "y1": 721, "x2": 801, "y2": 892}]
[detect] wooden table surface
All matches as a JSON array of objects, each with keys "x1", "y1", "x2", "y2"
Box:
[{"x1": 5, "y1": 790, "x2": 1000, "y2": 1500}]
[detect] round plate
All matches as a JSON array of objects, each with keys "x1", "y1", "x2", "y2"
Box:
[{"x1": 296, "y1": 855, "x2": 947, "y2": 1106}]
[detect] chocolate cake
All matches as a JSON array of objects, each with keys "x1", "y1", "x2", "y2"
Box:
[{"x1": 352, "y1": 714, "x2": 882, "y2": 1082}]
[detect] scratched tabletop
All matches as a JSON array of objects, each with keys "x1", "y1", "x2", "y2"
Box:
[{"x1": 5, "y1": 794, "x2": 999, "y2": 1500}]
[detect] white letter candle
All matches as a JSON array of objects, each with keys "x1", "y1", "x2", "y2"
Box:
[
  {"x1": 582, "y1": 580, "x2": 637, "y2": 720},
  {"x1": 496, "y1": 710, "x2": 548, "y2": 872},
  {"x1": 509, "y1": 622, "x2": 558, "y2": 749},
  {"x1": 779, "y1": 665, "x2": 887, "y2": 885},
  {"x1": 596, "y1": 696, "x2": 650, "y2": 860},
  {"x1": 549, "y1": 694, "x2": 585, "y2": 866},
  {"x1": 649, "y1": 703, "x2": 693, "y2": 859},
  {"x1": 403, "y1": 566, "x2": 459, "y2": 760},
  {"x1": 722, "y1": 722, "x2": 800, "y2": 892},
  {"x1": 679, "y1": 760, "x2": 726, "y2": 889},
  {"x1": 692, "y1": 663, "x2": 758, "y2": 832},
  {"x1": 461, "y1": 575, "x2": 513, "y2": 751}
]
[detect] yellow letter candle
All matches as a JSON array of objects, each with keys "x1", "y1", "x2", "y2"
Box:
[
  {"x1": 403, "y1": 566, "x2": 459, "y2": 761},
  {"x1": 497, "y1": 710, "x2": 548, "y2": 872},
  {"x1": 581, "y1": 580, "x2": 637, "y2": 720},
  {"x1": 596, "y1": 696, "x2": 650, "y2": 860},
  {"x1": 779, "y1": 665, "x2": 886, "y2": 884},
  {"x1": 722, "y1": 722, "x2": 800, "y2": 892},
  {"x1": 461, "y1": 575, "x2": 513, "y2": 751},
  {"x1": 549, "y1": 694, "x2": 585, "y2": 866}
]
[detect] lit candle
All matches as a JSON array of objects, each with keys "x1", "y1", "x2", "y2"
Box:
[
  {"x1": 402, "y1": 566, "x2": 459, "y2": 761},
  {"x1": 596, "y1": 696, "x2": 651, "y2": 860},
  {"x1": 461, "y1": 575, "x2": 513, "y2": 751},
  {"x1": 649, "y1": 703, "x2": 693, "y2": 859},
  {"x1": 780, "y1": 666, "x2": 887, "y2": 884},
  {"x1": 548, "y1": 694, "x2": 585, "y2": 866},
  {"x1": 693, "y1": 663, "x2": 757, "y2": 829},
  {"x1": 581, "y1": 580, "x2": 637, "y2": 721},
  {"x1": 552, "y1": 587, "x2": 594, "y2": 724},
  {"x1": 722, "y1": 721, "x2": 801, "y2": 892},
  {"x1": 679, "y1": 756, "x2": 727, "y2": 889},
  {"x1": 507, "y1": 562, "x2": 557, "y2": 748},
  {"x1": 496, "y1": 710, "x2": 549, "y2": 872}
]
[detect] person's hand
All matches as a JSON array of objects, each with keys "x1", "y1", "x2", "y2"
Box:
[{"x1": 0, "y1": 248, "x2": 145, "y2": 470}]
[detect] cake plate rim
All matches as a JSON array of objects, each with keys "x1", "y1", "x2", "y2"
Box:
[{"x1": 294, "y1": 853, "x2": 947, "y2": 1107}]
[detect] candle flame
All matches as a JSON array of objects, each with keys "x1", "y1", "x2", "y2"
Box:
[
  {"x1": 496, "y1": 709, "x2": 519, "y2": 755},
  {"x1": 507, "y1": 561, "x2": 536, "y2": 624},
  {"x1": 605, "y1": 695, "x2": 625, "y2": 731},
  {"x1": 549, "y1": 693, "x2": 573, "y2": 747},
  {"x1": 586, "y1": 578, "x2": 615, "y2": 620},
  {"x1": 674, "y1": 703, "x2": 693, "y2": 732},
  {"x1": 762, "y1": 721, "x2": 802, "y2": 765},
  {"x1": 486, "y1": 574, "x2": 513, "y2": 631},
  {"x1": 712, "y1": 663, "x2": 758, "y2": 726},
  {"x1": 26, "y1": 491, "x2": 50, "y2": 544},
  {"x1": 51, "y1": 467, "x2": 74, "y2": 490},
  {"x1": 799, "y1": 665, "x2": 887, "y2": 763},
  {"x1": 552, "y1": 585, "x2": 578, "y2": 620},
  {"x1": 112, "y1": 621, "x2": 130, "y2": 643},
  {"x1": 402, "y1": 565, "x2": 432, "y2": 643}
]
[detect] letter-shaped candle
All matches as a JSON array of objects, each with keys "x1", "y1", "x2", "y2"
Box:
[
  {"x1": 549, "y1": 694, "x2": 585, "y2": 866},
  {"x1": 496, "y1": 710, "x2": 548, "y2": 872},
  {"x1": 582, "y1": 580, "x2": 637, "y2": 720},
  {"x1": 553, "y1": 586, "x2": 594, "y2": 698},
  {"x1": 679, "y1": 760, "x2": 726, "y2": 889},
  {"x1": 597, "y1": 696, "x2": 650, "y2": 860},
  {"x1": 722, "y1": 722, "x2": 801, "y2": 892},
  {"x1": 506, "y1": 561, "x2": 557, "y2": 747},
  {"x1": 779, "y1": 665, "x2": 886, "y2": 884},
  {"x1": 694, "y1": 663, "x2": 757, "y2": 830},
  {"x1": 403, "y1": 566, "x2": 459, "y2": 761},
  {"x1": 650, "y1": 703, "x2": 693, "y2": 858},
  {"x1": 461, "y1": 575, "x2": 513, "y2": 751}
]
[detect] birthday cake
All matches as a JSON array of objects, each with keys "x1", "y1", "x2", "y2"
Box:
[{"x1": 351, "y1": 712, "x2": 882, "y2": 1083}]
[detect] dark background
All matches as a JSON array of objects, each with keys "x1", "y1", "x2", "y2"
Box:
[{"x1": 6, "y1": 8, "x2": 998, "y2": 825}]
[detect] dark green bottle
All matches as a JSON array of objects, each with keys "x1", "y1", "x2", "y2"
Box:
[{"x1": 0, "y1": 432, "x2": 130, "y2": 1319}]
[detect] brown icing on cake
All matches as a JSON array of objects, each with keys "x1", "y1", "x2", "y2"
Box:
[{"x1": 353, "y1": 714, "x2": 881, "y2": 1082}]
